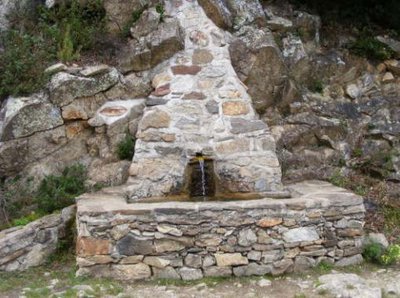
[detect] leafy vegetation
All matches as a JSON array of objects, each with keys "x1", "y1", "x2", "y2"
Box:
[
  {"x1": 363, "y1": 241, "x2": 400, "y2": 266},
  {"x1": 156, "y1": 4, "x2": 165, "y2": 22},
  {"x1": 349, "y1": 36, "x2": 396, "y2": 61},
  {"x1": 0, "y1": 0, "x2": 106, "y2": 100},
  {"x1": 117, "y1": 134, "x2": 136, "y2": 160},
  {"x1": 35, "y1": 164, "x2": 87, "y2": 214},
  {"x1": 308, "y1": 79, "x2": 324, "y2": 94}
]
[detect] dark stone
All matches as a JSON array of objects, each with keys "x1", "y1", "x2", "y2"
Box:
[
  {"x1": 146, "y1": 98, "x2": 169, "y2": 106},
  {"x1": 183, "y1": 92, "x2": 206, "y2": 100},
  {"x1": 117, "y1": 234, "x2": 155, "y2": 256},
  {"x1": 171, "y1": 65, "x2": 202, "y2": 75},
  {"x1": 230, "y1": 118, "x2": 266, "y2": 134},
  {"x1": 206, "y1": 100, "x2": 219, "y2": 114}
]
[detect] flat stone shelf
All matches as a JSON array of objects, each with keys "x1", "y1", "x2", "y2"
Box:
[{"x1": 76, "y1": 181, "x2": 365, "y2": 280}]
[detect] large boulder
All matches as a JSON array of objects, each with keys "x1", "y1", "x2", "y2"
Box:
[
  {"x1": 198, "y1": 0, "x2": 266, "y2": 30},
  {"x1": 48, "y1": 68, "x2": 120, "y2": 107},
  {"x1": 0, "y1": 95, "x2": 63, "y2": 141},
  {"x1": 102, "y1": 0, "x2": 159, "y2": 34},
  {"x1": 119, "y1": 19, "x2": 184, "y2": 73},
  {"x1": 229, "y1": 26, "x2": 287, "y2": 113}
]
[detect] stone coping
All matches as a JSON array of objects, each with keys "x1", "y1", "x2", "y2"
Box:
[{"x1": 76, "y1": 180, "x2": 363, "y2": 215}]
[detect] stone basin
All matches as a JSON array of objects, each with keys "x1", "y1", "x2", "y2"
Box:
[{"x1": 76, "y1": 180, "x2": 365, "y2": 280}]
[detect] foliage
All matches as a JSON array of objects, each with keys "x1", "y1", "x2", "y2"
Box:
[
  {"x1": 156, "y1": 4, "x2": 165, "y2": 22},
  {"x1": 35, "y1": 164, "x2": 87, "y2": 214},
  {"x1": 0, "y1": 176, "x2": 36, "y2": 228},
  {"x1": 0, "y1": 0, "x2": 106, "y2": 100},
  {"x1": 11, "y1": 212, "x2": 41, "y2": 227},
  {"x1": 117, "y1": 134, "x2": 136, "y2": 160},
  {"x1": 315, "y1": 261, "x2": 334, "y2": 273},
  {"x1": 0, "y1": 31, "x2": 52, "y2": 100},
  {"x1": 380, "y1": 245, "x2": 400, "y2": 266},
  {"x1": 349, "y1": 36, "x2": 396, "y2": 61},
  {"x1": 363, "y1": 240, "x2": 400, "y2": 266},
  {"x1": 308, "y1": 79, "x2": 324, "y2": 94},
  {"x1": 363, "y1": 242, "x2": 384, "y2": 263}
]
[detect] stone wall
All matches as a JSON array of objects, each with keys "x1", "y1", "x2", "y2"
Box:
[
  {"x1": 76, "y1": 181, "x2": 365, "y2": 280},
  {"x1": 0, "y1": 205, "x2": 75, "y2": 271}
]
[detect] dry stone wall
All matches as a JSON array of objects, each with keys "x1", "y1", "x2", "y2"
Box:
[
  {"x1": 76, "y1": 181, "x2": 365, "y2": 280},
  {"x1": 0, "y1": 205, "x2": 75, "y2": 271}
]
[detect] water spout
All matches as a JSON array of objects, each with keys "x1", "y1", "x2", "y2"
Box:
[{"x1": 198, "y1": 156, "x2": 206, "y2": 198}]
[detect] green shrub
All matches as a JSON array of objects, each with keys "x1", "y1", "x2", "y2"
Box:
[
  {"x1": 363, "y1": 242, "x2": 384, "y2": 263},
  {"x1": 349, "y1": 36, "x2": 396, "y2": 61},
  {"x1": 0, "y1": 0, "x2": 106, "y2": 100},
  {"x1": 11, "y1": 212, "x2": 41, "y2": 227},
  {"x1": 117, "y1": 135, "x2": 135, "y2": 160},
  {"x1": 156, "y1": 4, "x2": 165, "y2": 22},
  {"x1": 309, "y1": 79, "x2": 324, "y2": 94},
  {"x1": 380, "y1": 245, "x2": 400, "y2": 266},
  {"x1": 363, "y1": 241, "x2": 400, "y2": 266},
  {"x1": 0, "y1": 30, "x2": 52, "y2": 100},
  {"x1": 35, "y1": 164, "x2": 87, "y2": 214}
]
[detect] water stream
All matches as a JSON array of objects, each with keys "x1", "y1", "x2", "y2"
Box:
[{"x1": 198, "y1": 157, "x2": 206, "y2": 198}]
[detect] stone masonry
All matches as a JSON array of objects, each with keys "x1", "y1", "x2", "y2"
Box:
[
  {"x1": 125, "y1": 0, "x2": 284, "y2": 201},
  {"x1": 76, "y1": 181, "x2": 365, "y2": 280}
]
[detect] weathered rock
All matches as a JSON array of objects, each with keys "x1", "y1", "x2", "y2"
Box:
[
  {"x1": 204, "y1": 266, "x2": 232, "y2": 277},
  {"x1": 153, "y1": 266, "x2": 181, "y2": 279},
  {"x1": 120, "y1": 20, "x2": 184, "y2": 73},
  {"x1": 1, "y1": 95, "x2": 63, "y2": 141},
  {"x1": 215, "y1": 253, "x2": 248, "y2": 266},
  {"x1": 116, "y1": 234, "x2": 154, "y2": 256},
  {"x1": 229, "y1": 26, "x2": 286, "y2": 114},
  {"x1": 49, "y1": 69, "x2": 119, "y2": 107},
  {"x1": 317, "y1": 273, "x2": 381, "y2": 298},
  {"x1": 76, "y1": 237, "x2": 111, "y2": 257},
  {"x1": 130, "y1": 7, "x2": 160, "y2": 40},
  {"x1": 365, "y1": 233, "x2": 389, "y2": 249},
  {"x1": 335, "y1": 254, "x2": 363, "y2": 267},
  {"x1": 178, "y1": 267, "x2": 203, "y2": 280},
  {"x1": 143, "y1": 256, "x2": 170, "y2": 268},
  {"x1": 139, "y1": 109, "x2": 171, "y2": 130},
  {"x1": 283, "y1": 227, "x2": 319, "y2": 243},
  {"x1": 184, "y1": 254, "x2": 202, "y2": 268},
  {"x1": 272, "y1": 259, "x2": 293, "y2": 275},
  {"x1": 198, "y1": 0, "x2": 233, "y2": 29},
  {"x1": 111, "y1": 263, "x2": 151, "y2": 280},
  {"x1": 238, "y1": 229, "x2": 257, "y2": 246},
  {"x1": 233, "y1": 263, "x2": 272, "y2": 276}
]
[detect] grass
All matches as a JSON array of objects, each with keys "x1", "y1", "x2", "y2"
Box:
[
  {"x1": 0, "y1": 255, "x2": 123, "y2": 297},
  {"x1": 382, "y1": 205, "x2": 400, "y2": 242}
]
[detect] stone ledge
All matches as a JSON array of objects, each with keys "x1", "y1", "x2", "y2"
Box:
[{"x1": 76, "y1": 181, "x2": 364, "y2": 215}]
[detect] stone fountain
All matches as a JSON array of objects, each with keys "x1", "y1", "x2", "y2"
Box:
[{"x1": 76, "y1": 0, "x2": 365, "y2": 280}]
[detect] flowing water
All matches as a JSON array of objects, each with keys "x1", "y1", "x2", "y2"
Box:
[{"x1": 199, "y1": 158, "x2": 206, "y2": 198}]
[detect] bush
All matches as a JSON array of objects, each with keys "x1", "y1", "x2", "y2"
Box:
[
  {"x1": 35, "y1": 164, "x2": 87, "y2": 214},
  {"x1": 363, "y1": 241, "x2": 400, "y2": 266},
  {"x1": 349, "y1": 36, "x2": 396, "y2": 61},
  {"x1": 117, "y1": 134, "x2": 135, "y2": 160},
  {"x1": 0, "y1": 0, "x2": 106, "y2": 101},
  {"x1": 363, "y1": 242, "x2": 384, "y2": 263}
]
